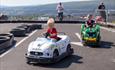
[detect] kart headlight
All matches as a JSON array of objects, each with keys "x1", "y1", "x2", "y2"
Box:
[
  {"x1": 26, "y1": 51, "x2": 30, "y2": 56},
  {"x1": 44, "y1": 49, "x2": 51, "y2": 56}
]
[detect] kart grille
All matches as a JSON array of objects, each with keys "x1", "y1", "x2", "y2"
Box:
[
  {"x1": 30, "y1": 51, "x2": 43, "y2": 56},
  {"x1": 88, "y1": 32, "x2": 95, "y2": 36}
]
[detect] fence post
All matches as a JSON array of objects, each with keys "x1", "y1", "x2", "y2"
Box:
[{"x1": 106, "y1": 10, "x2": 108, "y2": 24}]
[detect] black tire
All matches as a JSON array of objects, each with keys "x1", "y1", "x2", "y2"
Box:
[
  {"x1": 17, "y1": 25, "x2": 31, "y2": 33},
  {"x1": 25, "y1": 54, "x2": 31, "y2": 64},
  {"x1": 67, "y1": 44, "x2": 73, "y2": 55},
  {"x1": 67, "y1": 44, "x2": 71, "y2": 52},
  {"x1": 0, "y1": 33, "x2": 14, "y2": 39},
  {"x1": 21, "y1": 24, "x2": 32, "y2": 33},
  {"x1": 0, "y1": 33, "x2": 11, "y2": 37},
  {"x1": 27, "y1": 25, "x2": 33, "y2": 32},
  {"x1": 32, "y1": 24, "x2": 42, "y2": 30},
  {"x1": 0, "y1": 36, "x2": 10, "y2": 44},
  {"x1": 10, "y1": 28, "x2": 26, "y2": 36},
  {"x1": 26, "y1": 27, "x2": 31, "y2": 33},
  {"x1": 17, "y1": 26, "x2": 27, "y2": 29},
  {"x1": 0, "y1": 36, "x2": 10, "y2": 50},
  {"x1": 26, "y1": 60, "x2": 31, "y2": 64},
  {"x1": 96, "y1": 35, "x2": 101, "y2": 47},
  {"x1": 0, "y1": 33, "x2": 14, "y2": 46},
  {"x1": 82, "y1": 41, "x2": 87, "y2": 46},
  {"x1": 53, "y1": 50, "x2": 59, "y2": 58},
  {"x1": 81, "y1": 34, "x2": 86, "y2": 46},
  {"x1": 35, "y1": 24, "x2": 42, "y2": 29}
]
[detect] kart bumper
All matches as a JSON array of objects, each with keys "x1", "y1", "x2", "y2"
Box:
[
  {"x1": 84, "y1": 38, "x2": 97, "y2": 42},
  {"x1": 26, "y1": 49, "x2": 73, "y2": 64},
  {"x1": 26, "y1": 56, "x2": 55, "y2": 63},
  {"x1": 83, "y1": 38, "x2": 99, "y2": 45}
]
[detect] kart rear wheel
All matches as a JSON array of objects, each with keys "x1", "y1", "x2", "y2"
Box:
[
  {"x1": 96, "y1": 35, "x2": 101, "y2": 47},
  {"x1": 67, "y1": 44, "x2": 71, "y2": 52}
]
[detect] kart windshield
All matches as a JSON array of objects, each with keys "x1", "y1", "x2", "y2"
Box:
[{"x1": 36, "y1": 38, "x2": 56, "y2": 42}]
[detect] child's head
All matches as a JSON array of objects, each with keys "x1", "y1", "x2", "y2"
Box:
[
  {"x1": 47, "y1": 18, "x2": 55, "y2": 28},
  {"x1": 86, "y1": 14, "x2": 93, "y2": 20},
  {"x1": 59, "y1": 2, "x2": 62, "y2": 5}
]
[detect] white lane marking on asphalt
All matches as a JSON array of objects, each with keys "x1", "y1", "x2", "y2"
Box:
[
  {"x1": 71, "y1": 42, "x2": 83, "y2": 46},
  {"x1": 15, "y1": 30, "x2": 37, "y2": 47},
  {"x1": 75, "y1": 33, "x2": 82, "y2": 42},
  {"x1": 0, "y1": 30, "x2": 37, "y2": 58},
  {"x1": 101, "y1": 27, "x2": 115, "y2": 33},
  {"x1": 70, "y1": 33, "x2": 83, "y2": 47}
]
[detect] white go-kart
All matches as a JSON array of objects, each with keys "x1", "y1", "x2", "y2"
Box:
[{"x1": 26, "y1": 32, "x2": 73, "y2": 64}]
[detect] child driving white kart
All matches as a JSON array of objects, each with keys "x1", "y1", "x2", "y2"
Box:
[{"x1": 44, "y1": 18, "x2": 60, "y2": 41}]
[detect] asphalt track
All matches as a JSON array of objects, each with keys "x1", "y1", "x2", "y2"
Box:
[{"x1": 0, "y1": 23, "x2": 115, "y2": 70}]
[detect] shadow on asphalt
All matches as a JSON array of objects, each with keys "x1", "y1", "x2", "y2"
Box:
[
  {"x1": 33, "y1": 55, "x2": 83, "y2": 68},
  {"x1": 90, "y1": 41, "x2": 115, "y2": 48},
  {"x1": 99, "y1": 41, "x2": 115, "y2": 48}
]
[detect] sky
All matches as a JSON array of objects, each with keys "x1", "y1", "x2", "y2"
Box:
[{"x1": 0, "y1": 0, "x2": 92, "y2": 6}]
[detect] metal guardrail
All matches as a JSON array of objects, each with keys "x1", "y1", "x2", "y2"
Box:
[{"x1": 95, "y1": 9, "x2": 115, "y2": 23}]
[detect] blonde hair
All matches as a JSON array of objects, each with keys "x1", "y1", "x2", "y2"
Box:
[{"x1": 47, "y1": 18, "x2": 55, "y2": 28}]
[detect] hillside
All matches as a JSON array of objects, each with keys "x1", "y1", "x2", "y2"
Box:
[{"x1": 0, "y1": 0, "x2": 115, "y2": 16}]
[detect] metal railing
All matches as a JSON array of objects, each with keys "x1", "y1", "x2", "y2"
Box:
[{"x1": 95, "y1": 9, "x2": 115, "y2": 23}]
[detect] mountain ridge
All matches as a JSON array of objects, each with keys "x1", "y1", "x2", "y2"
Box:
[{"x1": 0, "y1": 0, "x2": 115, "y2": 16}]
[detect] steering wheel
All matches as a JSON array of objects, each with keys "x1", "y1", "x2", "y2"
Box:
[{"x1": 43, "y1": 32, "x2": 50, "y2": 38}]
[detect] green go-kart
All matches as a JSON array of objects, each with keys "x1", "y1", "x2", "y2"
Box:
[{"x1": 81, "y1": 24, "x2": 101, "y2": 47}]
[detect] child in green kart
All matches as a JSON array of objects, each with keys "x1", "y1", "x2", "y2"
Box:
[
  {"x1": 85, "y1": 14, "x2": 95, "y2": 27},
  {"x1": 81, "y1": 14, "x2": 101, "y2": 46}
]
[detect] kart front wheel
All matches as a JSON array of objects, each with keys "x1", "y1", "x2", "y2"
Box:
[
  {"x1": 53, "y1": 50, "x2": 59, "y2": 58},
  {"x1": 27, "y1": 61, "x2": 30, "y2": 64},
  {"x1": 82, "y1": 40, "x2": 87, "y2": 46},
  {"x1": 26, "y1": 59, "x2": 31, "y2": 65},
  {"x1": 67, "y1": 44, "x2": 73, "y2": 55}
]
